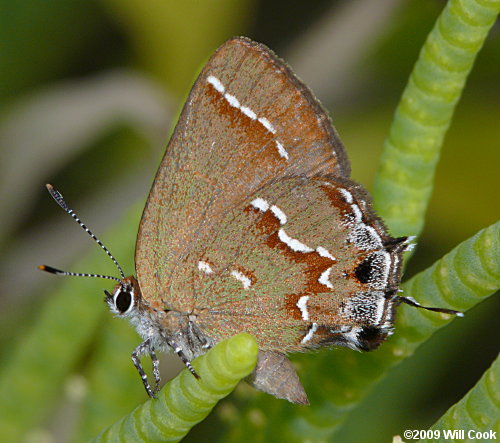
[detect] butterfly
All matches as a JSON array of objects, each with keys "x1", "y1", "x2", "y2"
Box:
[{"x1": 40, "y1": 37, "x2": 461, "y2": 405}]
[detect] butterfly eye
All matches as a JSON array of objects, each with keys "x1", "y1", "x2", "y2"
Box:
[{"x1": 114, "y1": 289, "x2": 134, "y2": 314}]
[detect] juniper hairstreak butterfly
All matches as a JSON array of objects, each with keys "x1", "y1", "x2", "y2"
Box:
[{"x1": 40, "y1": 37, "x2": 462, "y2": 405}]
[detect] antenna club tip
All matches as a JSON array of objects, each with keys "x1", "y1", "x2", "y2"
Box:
[
  {"x1": 442, "y1": 308, "x2": 463, "y2": 317},
  {"x1": 46, "y1": 184, "x2": 53, "y2": 190},
  {"x1": 38, "y1": 265, "x2": 61, "y2": 274}
]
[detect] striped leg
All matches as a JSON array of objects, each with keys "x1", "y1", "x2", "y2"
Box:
[
  {"x1": 168, "y1": 340, "x2": 200, "y2": 380},
  {"x1": 150, "y1": 348, "x2": 161, "y2": 396},
  {"x1": 132, "y1": 338, "x2": 158, "y2": 398}
]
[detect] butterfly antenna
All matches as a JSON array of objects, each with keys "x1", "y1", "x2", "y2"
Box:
[
  {"x1": 40, "y1": 184, "x2": 125, "y2": 280},
  {"x1": 397, "y1": 295, "x2": 464, "y2": 317},
  {"x1": 38, "y1": 264, "x2": 122, "y2": 283}
]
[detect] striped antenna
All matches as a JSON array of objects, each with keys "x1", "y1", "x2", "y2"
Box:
[
  {"x1": 41, "y1": 184, "x2": 125, "y2": 280},
  {"x1": 38, "y1": 265, "x2": 122, "y2": 283}
]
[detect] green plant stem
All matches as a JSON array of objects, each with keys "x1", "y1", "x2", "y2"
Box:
[
  {"x1": 373, "y1": 0, "x2": 500, "y2": 238},
  {"x1": 91, "y1": 333, "x2": 258, "y2": 443},
  {"x1": 422, "y1": 353, "x2": 499, "y2": 441}
]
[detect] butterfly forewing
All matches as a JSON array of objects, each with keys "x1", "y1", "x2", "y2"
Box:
[{"x1": 136, "y1": 37, "x2": 350, "y2": 310}]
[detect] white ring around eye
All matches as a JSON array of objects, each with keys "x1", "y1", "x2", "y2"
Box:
[{"x1": 113, "y1": 286, "x2": 135, "y2": 314}]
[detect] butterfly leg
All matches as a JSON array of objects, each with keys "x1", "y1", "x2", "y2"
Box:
[
  {"x1": 132, "y1": 338, "x2": 158, "y2": 398},
  {"x1": 150, "y1": 348, "x2": 161, "y2": 397},
  {"x1": 168, "y1": 339, "x2": 200, "y2": 380},
  {"x1": 187, "y1": 320, "x2": 211, "y2": 349}
]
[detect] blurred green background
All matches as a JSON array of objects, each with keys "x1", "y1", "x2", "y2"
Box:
[{"x1": 0, "y1": 0, "x2": 498, "y2": 442}]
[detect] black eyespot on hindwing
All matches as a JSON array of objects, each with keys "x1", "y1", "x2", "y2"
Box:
[{"x1": 354, "y1": 257, "x2": 373, "y2": 284}]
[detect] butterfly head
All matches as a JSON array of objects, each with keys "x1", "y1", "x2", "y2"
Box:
[{"x1": 105, "y1": 276, "x2": 141, "y2": 316}]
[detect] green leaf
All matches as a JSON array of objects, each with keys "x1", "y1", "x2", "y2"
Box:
[
  {"x1": 388, "y1": 222, "x2": 499, "y2": 359},
  {"x1": 373, "y1": 0, "x2": 500, "y2": 238},
  {"x1": 422, "y1": 353, "x2": 499, "y2": 441},
  {"x1": 91, "y1": 333, "x2": 258, "y2": 442}
]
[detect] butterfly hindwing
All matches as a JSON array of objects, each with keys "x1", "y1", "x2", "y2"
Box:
[{"x1": 192, "y1": 176, "x2": 401, "y2": 352}]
